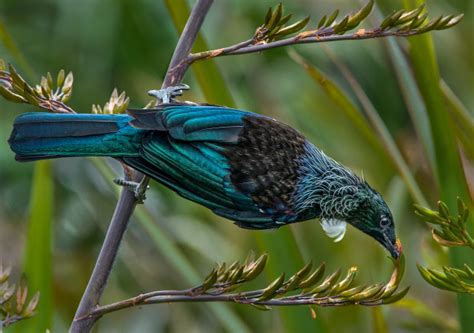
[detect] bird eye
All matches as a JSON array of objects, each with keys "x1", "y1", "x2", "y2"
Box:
[{"x1": 379, "y1": 216, "x2": 390, "y2": 228}]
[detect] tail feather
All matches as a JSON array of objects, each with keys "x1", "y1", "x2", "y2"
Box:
[
  {"x1": 9, "y1": 112, "x2": 144, "y2": 161},
  {"x1": 12, "y1": 112, "x2": 121, "y2": 139}
]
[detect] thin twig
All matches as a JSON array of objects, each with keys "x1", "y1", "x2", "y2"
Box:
[
  {"x1": 187, "y1": 28, "x2": 425, "y2": 63},
  {"x1": 69, "y1": 1, "x2": 214, "y2": 332},
  {"x1": 85, "y1": 281, "x2": 398, "y2": 318},
  {"x1": 78, "y1": 254, "x2": 407, "y2": 320}
]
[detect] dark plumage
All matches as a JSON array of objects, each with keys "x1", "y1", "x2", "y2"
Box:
[
  {"x1": 226, "y1": 116, "x2": 306, "y2": 220},
  {"x1": 8, "y1": 103, "x2": 400, "y2": 258}
]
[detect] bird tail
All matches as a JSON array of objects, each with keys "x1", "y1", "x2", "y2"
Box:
[{"x1": 8, "y1": 112, "x2": 144, "y2": 161}]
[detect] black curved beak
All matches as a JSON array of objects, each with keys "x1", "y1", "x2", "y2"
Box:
[
  {"x1": 385, "y1": 239, "x2": 401, "y2": 259},
  {"x1": 377, "y1": 231, "x2": 401, "y2": 259}
]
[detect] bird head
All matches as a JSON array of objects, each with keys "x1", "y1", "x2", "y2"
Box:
[{"x1": 346, "y1": 187, "x2": 400, "y2": 259}]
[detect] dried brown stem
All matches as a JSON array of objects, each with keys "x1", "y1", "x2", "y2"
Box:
[
  {"x1": 187, "y1": 27, "x2": 422, "y2": 63},
  {"x1": 79, "y1": 254, "x2": 407, "y2": 321}
]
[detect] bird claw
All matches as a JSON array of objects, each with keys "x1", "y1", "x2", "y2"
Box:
[
  {"x1": 113, "y1": 178, "x2": 150, "y2": 204},
  {"x1": 148, "y1": 84, "x2": 190, "y2": 104}
]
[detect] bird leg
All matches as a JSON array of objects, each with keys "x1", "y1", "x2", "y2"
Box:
[
  {"x1": 113, "y1": 178, "x2": 150, "y2": 204},
  {"x1": 148, "y1": 84, "x2": 190, "y2": 104}
]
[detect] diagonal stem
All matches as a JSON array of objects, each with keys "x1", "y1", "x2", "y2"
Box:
[
  {"x1": 69, "y1": 1, "x2": 214, "y2": 332},
  {"x1": 187, "y1": 28, "x2": 430, "y2": 63}
]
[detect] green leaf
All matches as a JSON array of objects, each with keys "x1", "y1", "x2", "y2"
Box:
[
  {"x1": 382, "y1": 286, "x2": 410, "y2": 304},
  {"x1": 278, "y1": 14, "x2": 292, "y2": 27},
  {"x1": 56, "y1": 69, "x2": 65, "y2": 87},
  {"x1": 46, "y1": 72, "x2": 53, "y2": 91},
  {"x1": 438, "y1": 201, "x2": 450, "y2": 219},
  {"x1": 243, "y1": 253, "x2": 268, "y2": 281},
  {"x1": 310, "y1": 269, "x2": 341, "y2": 294},
  {"x1": 0, "y1": 84, "x2": 27, "y2": 103},
  {"x1": 201, "y1": 269, "x2": 218, "y2": 291},
  {"x1": 436, "y1": 14, "x2": 464, "y2": 30},
  {"x1": 348, "y1": 284, "x2": 384, "y2": 301},
  {"x1": 381, "y1": 35, "x2": 436, "y2": 175},
  {"x1": 417, "y1": 15, "x2": 443, "y2": 33},
  {"x1": 325, "y1": 9, "x2": 339, "y2": 27},
  {"x1": 266, "y1": 3, "x2": 283, "y2": 31},
  {"x1": 397, "y1": 4, "x2": 425, "y2": 26},
  {"x1": 372, "y1": 307, "x2": 389, "y2": 333},
  {"x1": 346, "y1": 0, "x2": 375, "y2": 30},
  {"x1": 298, "y1": 263, "x2": 325, "y2": 289},
  {"x1": 440, "y1": 80, "x2": 474, "y2": 161},
  {"x1": 409, "y1": 13, "x2": 428, "y2": 29},
  {"x1": 380, "y1": 9, "x2": 404, "y2": 30},
  {"x1": 329, "y1": 267, "x2": 357, "y2": 294},
  {"x1": 264, "y1": 7, "x2": 273, "y2": 25},
  {"x1": 258, "y1": 273, "x2": 285, "y2": 301},
  {"x1": 434, "y1": 15, "x2": 454, "y2": 30},
  {"x1": 317, "y1": 15, "x2": 327, "y2": 29},
  {"x1": 333, "y1": 15, "x2": 349, "y2": 34},
  {"x1": 274, "y1": 16, "x2": 310, "y2": 38},
  {"x1": 338, "y1": 284, "x2": 366, "y2": 298},
  {"x1": 16, "y1": 161, "x2": 53, "y2": 333}
]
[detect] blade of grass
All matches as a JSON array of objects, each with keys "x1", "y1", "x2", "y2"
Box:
[
  {"x1": 382, "y1": 37, "x2": 436, "y2": 175},
  {"x1": 403, "y1": 1, "x2": 474, "y2": 331},
  {"x1": 367, "y1": 3, "x2": 437, "y2": 180},
  {"x1": 16, "y1": 161, "x2": 54, "y2": 333},
  {"x1": 164, "y1": 3, "x2": 324, "y2": 332},
  {"x1": 372, "y1": 307, "x2": 389, "y2": 333},
  {"x1": 290, "y1": 50, "x2": 393, "y2": 175},
  {"x1": 163, "y1": 0, "x2": 235, "y2": 107},
  {"x1": 440, "y1": 80, "x2": 474, "y2": 161},
  {"x1": 315, "y1": 47, "x2": 428, "y2": 206},
  {"x1": 0, "y1": 18, "x2": 36, "y2": 78},
  {"x1": 91, "y1": 158, "x2": 250, "y2": 333},
  {"x1": 289, "y1": 51, "x2": 385, "y2": 152}
]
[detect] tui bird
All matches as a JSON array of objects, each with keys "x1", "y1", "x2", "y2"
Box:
[{"x1": 7, "y1": 87, "x2": 400, "y2": 258}]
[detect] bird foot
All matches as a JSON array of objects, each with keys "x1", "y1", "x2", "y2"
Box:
[
  {"x1": 148, "y1": 84, "x2": 190, "y2": 104},
  {"x1": 113, "y1": 178, "x2": 150, "y2": 204}
]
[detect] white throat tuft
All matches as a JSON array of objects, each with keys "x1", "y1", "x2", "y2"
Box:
[{"x1": 320, "y1": 218, "x2": 347, "y2": 242}]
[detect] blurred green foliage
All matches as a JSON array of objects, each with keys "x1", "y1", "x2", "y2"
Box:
[{"x1": 0, "y1": 0, "x2": 472, "y2": 332}]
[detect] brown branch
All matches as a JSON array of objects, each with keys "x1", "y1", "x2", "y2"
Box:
[
  {"x1": 69, "y1": 1, "x2": 214, "y2": 332},
  {"x1": 182, "y1": 2, "x2": 463, "y2": 65},
  {"x1": 88, "y1": 293, "x2": 386, "y2": 318},
  {"x1": 187, "y1": 28, "x2": 419, "y2": 62},
  {"x1": 77, "y1": 253, "x2": 408, "y2": 321}
]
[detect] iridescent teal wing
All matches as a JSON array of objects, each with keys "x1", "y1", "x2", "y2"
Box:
[{"x1": 124, "y1": 105, "x2": 278, "y2": 228}]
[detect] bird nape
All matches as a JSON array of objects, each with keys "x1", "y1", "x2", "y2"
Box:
[{"x1": 8, "y1": 102, "x2": 400, "y2": 258}]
